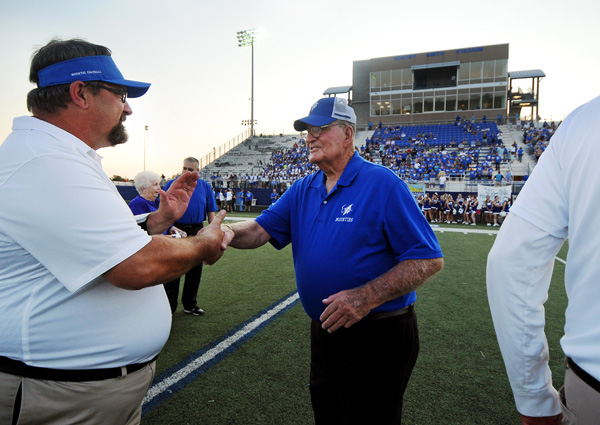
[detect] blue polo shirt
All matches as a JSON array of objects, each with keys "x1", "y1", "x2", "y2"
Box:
[
  {"x1": 255, "y1": 153, "x2": 443, "y2": 321},
  {"x1": 162, "y1": 178, "x2": 217, "y2": 225}
]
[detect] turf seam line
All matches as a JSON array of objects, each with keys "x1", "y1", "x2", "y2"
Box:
[{"x1": 141, "y1": 291, "x2": 300, "y2": 416}]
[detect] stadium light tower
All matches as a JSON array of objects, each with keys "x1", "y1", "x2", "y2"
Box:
[{"x1": 237, "y1": 28, "x2": 265, "y2": 138}]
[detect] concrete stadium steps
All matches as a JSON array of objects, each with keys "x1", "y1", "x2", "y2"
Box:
[{"x1": 200, "y1": 135, "x2": 303, "y2": 177}]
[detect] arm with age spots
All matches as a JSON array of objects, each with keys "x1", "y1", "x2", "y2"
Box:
[
  {"x1": 219, "y1": 219, "x2": 272, "y2": 250},
  {"x1": 319, "y1": 257, "x2": 444, "y2": 333},
  {"x1": 103, "y1": 211, "x2": 228, "y2": 290}
]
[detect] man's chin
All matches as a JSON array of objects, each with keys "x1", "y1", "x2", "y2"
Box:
[{"x1": 108, "y1": 123, "x2": 129, "y2": 147}]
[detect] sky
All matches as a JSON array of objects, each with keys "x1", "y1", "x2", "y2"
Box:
[{"x1": 1, "y1": 0, "x2": 599, "y2": 179}]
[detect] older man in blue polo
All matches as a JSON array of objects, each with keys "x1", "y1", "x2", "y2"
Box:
[{"x1": 221, "y1": 97, "x2": 444, "y2": 424}]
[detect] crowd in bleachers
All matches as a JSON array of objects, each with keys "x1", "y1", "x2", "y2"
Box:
[
  {"x1": 205, "y1": 117, "x2": 540, "y2": 190},
  {"x1": 208, "y1": 140, "x2": 317, "y2": 189},
  {"x1": 360, "y1": 119, "x2": 512, "y2": 182},
  {"x1": 522, "y1": 120, "x2": 559, "y2": 162},
  {"x1": 257, "y1": 140, "x2": 317, "y2": 186}
]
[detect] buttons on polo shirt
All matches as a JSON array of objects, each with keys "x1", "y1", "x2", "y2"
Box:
[{"x1": 323, "y1": 200, "x2": 327, "y2": 204}]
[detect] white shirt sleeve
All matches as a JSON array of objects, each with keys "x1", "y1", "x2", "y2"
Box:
[{"x1": 486, "y1": 213, "x2": 565, "y2": 417}]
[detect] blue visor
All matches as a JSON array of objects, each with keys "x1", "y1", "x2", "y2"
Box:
[{"x1": 37, "y1": 55, "x2": 150, "y2": 98}]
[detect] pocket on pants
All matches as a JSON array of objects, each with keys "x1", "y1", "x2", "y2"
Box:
[{"x1": 559, "y1": 386, "x2": 577, "y2": 425}]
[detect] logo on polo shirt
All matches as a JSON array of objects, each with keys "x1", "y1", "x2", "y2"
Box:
[{"x1": 335, "y1": 204, "x2": 354, "y2": 222}]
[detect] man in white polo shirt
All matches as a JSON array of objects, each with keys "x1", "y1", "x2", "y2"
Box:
[
  {"x1": 487, "y1": 96, "x2": 600, "y2": 425},
  {"x1": 0, "y1": 38, "x2": 227, "y2": 425}
]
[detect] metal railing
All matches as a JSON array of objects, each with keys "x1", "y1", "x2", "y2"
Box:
[{"x1": 198, "y1": 129, "x2": 251, "y2": 169}]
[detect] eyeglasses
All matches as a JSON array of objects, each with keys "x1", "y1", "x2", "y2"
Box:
[
  {"x1": 98, "y1": 85, "x2": 128, "y2": 103},
  {"x1": 306, "y1": 123, "x2": 347, "y2": 138}
]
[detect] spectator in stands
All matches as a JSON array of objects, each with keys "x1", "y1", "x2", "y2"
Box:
[
  {"x1": 0, "y1": 38, "x2": 227, "y2": 424},
  {"x1": 220, "y1": 97, "x2": 443, "y2": 425},
  {"x1": 518, "y1": 147, "x2": 524, "y2": 162},
  {"x1": 495, "y1": 171, "x2": 504, "y2": 186},
  {"x1": 487, "y1": 95, "x2": 600, "y2": 424},
  {"x1": 162, "y1": 157, "x2": 219, "y2": 316},
  {"x1": 438, "y1": 170, "x2": 447, "y2": 190}
]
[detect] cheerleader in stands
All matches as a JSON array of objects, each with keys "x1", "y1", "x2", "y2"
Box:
[{"x1": 492, "y1": 195, "x2": 502, "y2": 226}]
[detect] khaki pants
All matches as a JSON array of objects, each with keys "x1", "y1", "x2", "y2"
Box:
[
  {"x1": 560, "y1": 361, "x2": 600, "y2": 425},
  {"x1": 0, "y1": 362, "x2": 155, "y2": 425}
]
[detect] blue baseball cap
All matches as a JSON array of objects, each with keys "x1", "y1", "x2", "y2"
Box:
[
  {"x1": 37, "y1": 55, "x2": 150, "y2": 98},
  {"x1": 294, "y1": 97, "x2": 356, "y2": 131}
]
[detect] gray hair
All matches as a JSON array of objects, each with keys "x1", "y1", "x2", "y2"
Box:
[
  {"x1": 337, "y1": 120, "x2": 356, "y2": 144},
  {"x1": 134, "y1": 170, "x2": 160, "y2": 193},
  {"x1": 183, "y1": 157, "x2": 199, "y2": 169}
]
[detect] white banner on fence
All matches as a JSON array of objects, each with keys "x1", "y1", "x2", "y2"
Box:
[{"x1": 477, "y1": 184, "x2": 511, "y2": 208}]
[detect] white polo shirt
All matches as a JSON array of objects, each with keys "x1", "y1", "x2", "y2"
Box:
[
  {"x1": 487, "y1": 95, "x2": 600, "y2": 416},
  {"x1": 0, "y1": 116, "x2": 171, "y2": 369}
]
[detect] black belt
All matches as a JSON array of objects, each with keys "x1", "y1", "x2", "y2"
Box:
[
  {"x1": 363, "y1": 304, "x2": 414, "y2": 323},
  {"x1": 0, "y1": 355, "x2": 157, "y2": 382},
  {"x1": 567, "y1": 357, "x2": 600, "y2": 393}
]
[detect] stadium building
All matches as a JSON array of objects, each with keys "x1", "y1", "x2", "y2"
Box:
[{"x1": 351, "y1": 43, "x2": 509, "y2": 128}]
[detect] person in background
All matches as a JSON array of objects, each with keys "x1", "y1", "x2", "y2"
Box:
[
  {"x1": 270, "y1": 188, "x2": 279, "y2": 204},
  {"x1": 245, "y1": 189, "x2": 254, "y2": 212},
  {"x1": 129, "y1": 170, "x2": 185, "y2": 237},
  {"x1": 238, "y1": 188, "x2": 246, "y2": 211},
  {"x1": 220, "y1": 97, "x2": 443, "y2": 424},
  {"x1": 225, "y1": 188, "x2": 234, "y2": 212},
  {"x1": 0, "y1": 38, "x2": 226, "y2": 425},
  {"x1": 487, "y1": 95, "x2": 600, "y2": 425},
  {"x1": 162, "y1": 157, "x2": 219, "y2": 316}
]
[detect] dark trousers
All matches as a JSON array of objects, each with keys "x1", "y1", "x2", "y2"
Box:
[
  {"x1": 309, "y1": 309, "x2": 419, "y2": 425},
  {"x1": 163, "y1": 223, "x2": 204, "y2": 314}
]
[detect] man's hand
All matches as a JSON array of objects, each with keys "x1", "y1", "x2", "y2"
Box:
[
  {"x1": 220, "y1": 223, "x2": 235, "y2": 250},
  {"x1": 319, "y1": 287, "x2": 372, "y2": 333},
  {"x1": 520, "y1": 414, "x2": 563, "y2": 425},
  {"x1": 196, "y1": 210, "x2": 227, "y2": 265},
  {"x1": 157, "y1": 171, "x2": 198, "y2": 224}
]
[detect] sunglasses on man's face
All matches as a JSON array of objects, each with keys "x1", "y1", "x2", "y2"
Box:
[{"x1": 98, "y1": 85, "x2": 128, "y2": 103}]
